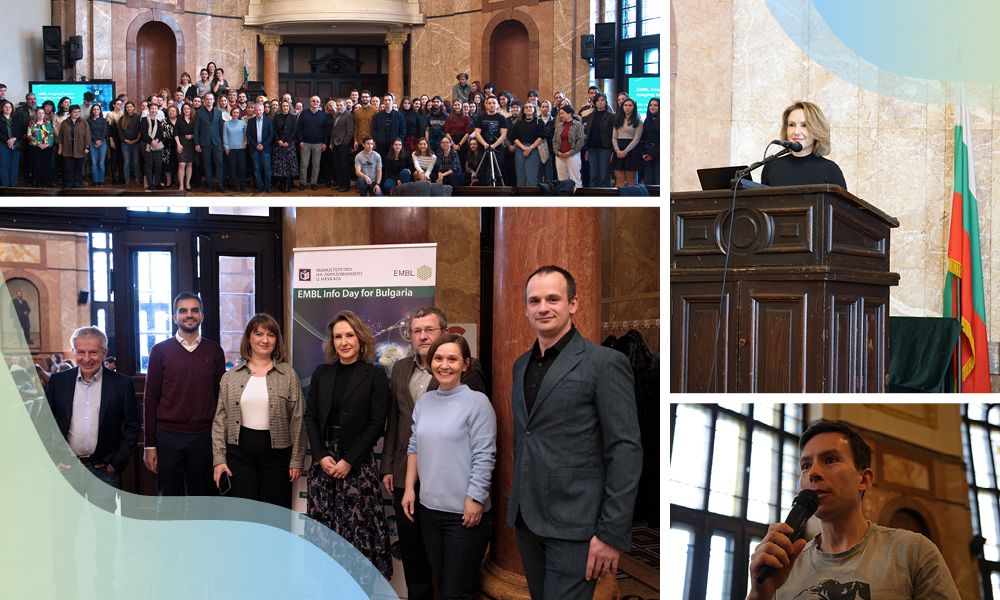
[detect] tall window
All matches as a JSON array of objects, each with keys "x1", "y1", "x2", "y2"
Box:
[
  {"x1": 963, "y1": 404, "x2": 1000, "y2": 600},
  {"x1": 134, "y1": 250, "x2": 173, "y2": 372},
  {"x1": 670, "y1": 403, "x2": 804, "y2": 599},
  {"x1": 616, "y1": 0, "x2": 660, "y2": 109},
  {"x1": 90, "y1": 232, "x2": 115, "y2": 353}
]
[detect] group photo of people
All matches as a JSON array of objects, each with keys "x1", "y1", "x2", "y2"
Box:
[
  {"x1": 29, "y1": 264, "x2": 645, "y2": 600},
  {"x1": 0, "y1": 68, "x2": 660, "y2": 196}
]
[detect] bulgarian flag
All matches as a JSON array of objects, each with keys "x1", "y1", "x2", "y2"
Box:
[
  {"x1": 242, "y1": 50, "x2": 249, "y2": 89},
  {"x1": 944, "y1": 105, "x2": 990, "y2": 392}
]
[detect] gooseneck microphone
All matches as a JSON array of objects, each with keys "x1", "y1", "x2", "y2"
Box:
[
  {"x1": 771, "y1": 139, "x2": 803, "y2": 152},
  {"x1": 755, "y1": 489, "x2": 820, "y2": 584}
]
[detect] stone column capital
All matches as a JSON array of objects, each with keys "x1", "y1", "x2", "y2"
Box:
[
  {"x1": 385, "y1": 33, "x2": 408, "y2": 52},
  {"x1": 259, "y1": 33, "x2": 283, "y2": 52}
]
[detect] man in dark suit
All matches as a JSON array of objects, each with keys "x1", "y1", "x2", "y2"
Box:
[
  {"x1": 246, "y1": 102, "x2": 274, "y2": 193},
  {"x1": 380, "y1": 306, "x2": 487, "y2": 600},
  {"x1": 47, "y1": 325, "x2": 140, "y2": 498},
  {"x1": 330, "y1": 98, "x2": 355, "y2": 192},
  {"x1": 508, "y1": 265, "x2": 642, "y2": 600},
  {"x1": 46, "y1": 325, "x2": 140, "y2": 599},
  {"x1": 193, "y1": 92, "x2": 226, "y2": 193},
  {"x1": 12, "y1": 289, "x2": 31, "y2": 344}
]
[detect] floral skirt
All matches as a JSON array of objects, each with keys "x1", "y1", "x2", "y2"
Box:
[
  {"x1": 306, "y1": 439, "x2": 393, "y2": 583},
  {"x1": 273, "y1": 144, "x2": 298, "y2": 177}
]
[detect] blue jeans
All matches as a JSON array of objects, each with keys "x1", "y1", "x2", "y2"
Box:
[
  {"x1": 643, "y1": 156, "x2": 659, "y2": 185},
  {"x1": 121, "y1": 143, "x2": 141, "y2": 182},
  {"x1": 90, "y1": 141, "x2": 108, "y2": 183},
  {"x1": 515, "y1": 146, "x2": 541, "y2": 186},
  {"x1": 358, "y1": 176, "x2": 382, "y2": 196},
  {"x1": 0, "y1": 145, "x2": 20, "y2": 186},
  {"x1": 251, "y1": 149, "x2": 271, "y2": 189},
  {"x1": 587, "y1": 148, "x2": 613, "y2": 187},
  {"x1": 382, "y1": 168, "x2": 412, "y2": 194}
]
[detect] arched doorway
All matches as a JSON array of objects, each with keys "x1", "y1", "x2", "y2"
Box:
[
  {"x1": 490, "y1": 20, "x2": 531, "y2": 100},
  {"x1": 136, "y1": 22, "x2": 177, "y2": 100}
]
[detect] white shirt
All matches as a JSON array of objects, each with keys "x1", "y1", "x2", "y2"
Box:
[
  {"x1": 176, "y1": 332, "x2": 201, "y2": 352},
  {"x1": 408, "y1": 358, "x2": 434, "y2": 404},
  {"x1": 239, "y1": 375, "x2": 270, "y2": 430},
  {"x1": 67, "y1": 368, "x2": 103, "y2": 457}
]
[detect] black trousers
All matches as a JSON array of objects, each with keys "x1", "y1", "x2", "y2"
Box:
[
  {"x1": 514, "y1": 512, "x2": 597, "y2": 600},
  {"x1": 145, "y1": 149, "x2": 163, "y2": 188},
  {"x1": 62, "y1": 155, "x2": 84, "y2": 188},
  {"x1": 420, "y1": 505, "x2": 492, "y2": 600},
  {"x1": 154, "y1": 428, "x2": 214, "y2": 519},
  {"x1": 334, "y1": 143, "x2": 352, "y2": 187},
  {"x1": 393, "y1": 487, "x2": 434, "y2": 600},
  {"x1": 30, "y1": 146, "x2": 54, "y2": 187},
  {"x1": 225, "y1": 427, "x2": 292, "y2": 509},
  {"x1": 225, "y1": 148, "x2": 246, "y2": 188}
]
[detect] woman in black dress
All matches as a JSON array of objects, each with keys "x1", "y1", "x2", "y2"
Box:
[
  {"x1": 161, "y1": 104, "x2": 179, "y2": 189},
  {"x1": 304, "y1": 311, "x2": 392, "y2": 585},
  {"x1": 175, "y1": 103, "x2": 195, "y2": 192},
  {"x1": 760, "y1": 100, "x2": 847, "y2": 189},
  {"x1": 272, "y1": 100, "x2": 298, "y2": 193}
]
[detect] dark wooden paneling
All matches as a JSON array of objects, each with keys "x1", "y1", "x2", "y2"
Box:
[
  {"x1": 743, "y1": 285, "x2": 811, "y2": 393},
  {"x1": 670, "y1": 284, "x2": 735, "y2": 393},
  {"x1": 670, "y1": 186, "x2": 898, "y2": 393},
  {"x1": 136, "y1": 22, "x2": 177, "y2": 101},
  {"x1": 491, "y1": 20, "x2": 531, "y2": 99},
  {"x1": 370, "y1": 207, "x2": 429, "y2": 245}
]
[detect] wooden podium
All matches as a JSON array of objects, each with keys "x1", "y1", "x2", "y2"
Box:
[{"x1": 670, "y1": 185, "x2": 900, "y2": 393}]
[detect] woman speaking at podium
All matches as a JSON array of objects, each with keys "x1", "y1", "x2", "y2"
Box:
[{"x1": 761, "y1": 101, "x2": 847, "y2": 189}]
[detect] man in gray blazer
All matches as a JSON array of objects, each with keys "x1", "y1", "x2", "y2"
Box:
[
  {"x1": 330, "y1": 98, "x2": 355, "y2": 192},
  {"x1": 380, "y1": 305, "x2": 487, "y2": 600},
  {"x1": 508, "y1": 265, "x2": 642, "y2": 600},
  {"x1": 193, "y1": 92, "x2": 226, "y2": 193}
]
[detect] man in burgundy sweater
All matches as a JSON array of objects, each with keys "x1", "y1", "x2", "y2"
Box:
[{"x1": 142, "y1": 292, "x2": 226, "y2": 518}]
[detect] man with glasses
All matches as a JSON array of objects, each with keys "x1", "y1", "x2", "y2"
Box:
[
  {"x1": 296, "y1": 95, "x2": 331, "y2": 191},
  {"x1": 380, "y1": 306, "x2": 487, "y2": 600}
]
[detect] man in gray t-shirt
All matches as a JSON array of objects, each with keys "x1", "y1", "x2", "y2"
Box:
[
  {"x1": 354, "y1": 136, "x2": 382, "y2": 196},
  {"x1": 747, "y1": 420, "x2": 960, "y2": 600}
]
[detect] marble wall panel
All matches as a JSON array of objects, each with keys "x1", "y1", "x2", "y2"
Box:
[
  {"x1": 732, "y1": 0, "x2": 808, "y2": 125},
  {"x1": 829, "y1": 126, "x2": 859, "y2": 195},
  {"x1": 806, "y1": 57, "x2": 859, "y2": 129},
  {"x1": 428, "y1": 208, "x2": 480, "y2": 336},
  {"x1": 93, "y1": 2, "x2": 114, "y2": 79},
  {"x1": 672, "y1": 0, "x2": 732, "y2": 121},
  {"x1": 551, "y1": 0, "x2": 581, "y2": 105}
]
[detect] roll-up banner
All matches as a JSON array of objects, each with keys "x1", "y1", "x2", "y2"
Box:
[{"x1": 291, "y1": 243, "x2": 436, "y2": 596}]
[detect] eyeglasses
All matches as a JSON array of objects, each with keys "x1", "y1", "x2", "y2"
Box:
[{"x1": 410, "y1": 327, "x2": 440, "y2": 336}]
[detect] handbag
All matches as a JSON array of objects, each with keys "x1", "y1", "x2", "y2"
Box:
[
  {"x1": 642, "y1": 142, "x2": 659, "y2": 160},
  {"x1": 538, "y1": 139, "x2": 550, "y2": 164}
]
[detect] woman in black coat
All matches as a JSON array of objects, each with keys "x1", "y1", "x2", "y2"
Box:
[{"x1": 304, "y1": 310, "x2": 393, "y2": 584}]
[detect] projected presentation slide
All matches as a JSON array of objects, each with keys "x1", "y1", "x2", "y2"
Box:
[
  {"x1": 628, "y1": 77, "x2": 660, "y2": 115},
  {"x1": 29, "y1": 81, "x2": 117, "y2": 110}
]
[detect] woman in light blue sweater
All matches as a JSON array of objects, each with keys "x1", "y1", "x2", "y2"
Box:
[
  {"x1": 223, "y1": 107, "x2": 247, "y2": 192},
  {"x1": 402, "y1": 333, "x2": 496, "y2": 600}
]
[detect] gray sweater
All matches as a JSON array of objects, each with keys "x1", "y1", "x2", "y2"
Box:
[{"x1": 407, "y1": 384, "x2": 496, "y2": 513}]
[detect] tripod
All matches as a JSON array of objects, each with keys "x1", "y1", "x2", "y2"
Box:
[{"x1": 475, "y1": 144, "x2": 506, "y2": 186}]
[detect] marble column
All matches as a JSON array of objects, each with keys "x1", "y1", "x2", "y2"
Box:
[
  {"x1": 386, "y1": 33, "x2": 408, "y2": 100},
  {"x1": 479, "y1": 207, "x2": 617, "y2": 600},
  {"x1": 259, "y1": 33, "x2": 282, "y2": 101}
]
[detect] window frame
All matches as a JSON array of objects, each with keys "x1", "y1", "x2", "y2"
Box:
[{"x1": 670, "y1": 403, "x2": 804, "y2": 600}]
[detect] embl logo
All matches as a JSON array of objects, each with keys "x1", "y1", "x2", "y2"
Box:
[{"x1": 299, "y1": 269, "x2": 311, "y2": 281}]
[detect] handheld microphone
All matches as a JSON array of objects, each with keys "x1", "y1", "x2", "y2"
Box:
[
  {"x1": 755, "y1": 489, "x2": 819, "y2": 584},
  {"x1": 771, "y1": 139, "x2": 803, "y2": 152}
]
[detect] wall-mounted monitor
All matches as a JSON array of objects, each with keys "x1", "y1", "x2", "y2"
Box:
[
  {"x1": 29, "y1": 80, "x2": 117, "y2": 111},
  {"x1": 627, "y1": 77, "x2": 660, "y2": 116}
]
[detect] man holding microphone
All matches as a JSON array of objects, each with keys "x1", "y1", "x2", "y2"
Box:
[{"x1": 747, "y1": 420, "x2": 960, "y2": 600}]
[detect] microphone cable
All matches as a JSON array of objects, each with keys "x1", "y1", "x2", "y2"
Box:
[{"x1": 703, "y1": 143, "x2": 775, "y2": 393}]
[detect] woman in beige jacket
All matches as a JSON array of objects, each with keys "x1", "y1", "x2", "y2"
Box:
[{"x1": 211, "y1": 313, "x2": 306, "y2": 508}]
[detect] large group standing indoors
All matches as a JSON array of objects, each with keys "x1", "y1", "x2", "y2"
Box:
[
  {"x1": 0, "y1": 70, "x2": 660, "y2": 194},
  {"x1": 42, "y1": 262, "x2": 643, "y2": 600}
]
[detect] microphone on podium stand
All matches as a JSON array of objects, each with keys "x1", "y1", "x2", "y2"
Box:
[
  {"x1": 731, "y1": 140, "x2": 803, "y2": 189},
  {"x1": 755, "y1": 489, "x2": 820, "y2": 584}
]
